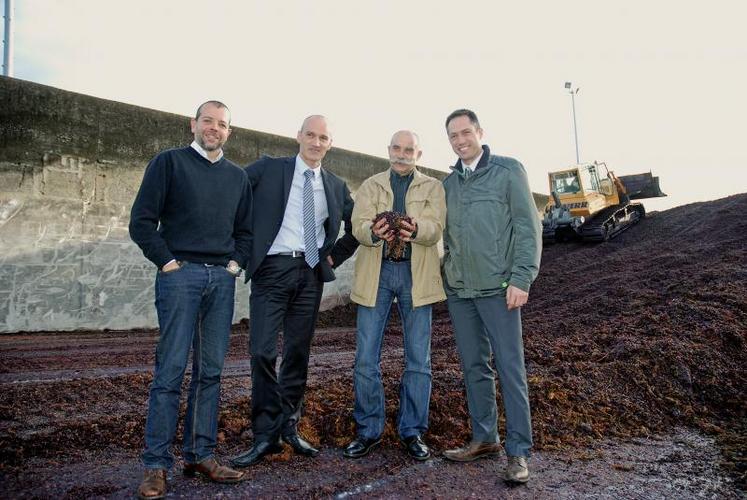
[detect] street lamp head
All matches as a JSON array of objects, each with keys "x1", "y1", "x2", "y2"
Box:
[{"x1": 564, "y1": 81, "x2": 572, "y2": 89}]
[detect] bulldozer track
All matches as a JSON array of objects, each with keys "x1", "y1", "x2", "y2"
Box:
[{"x1": 579, "y1": 202, "x2": 645, "y2": 241}]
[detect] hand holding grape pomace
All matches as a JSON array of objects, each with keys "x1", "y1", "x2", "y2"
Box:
[{"x1": 372, "y1": 211, "x2": 415, "y2": 259}]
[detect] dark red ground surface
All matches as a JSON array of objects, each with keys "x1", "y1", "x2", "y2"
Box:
[{"x1": 1, "y1": 194, "x2": 745, "y2": 498}]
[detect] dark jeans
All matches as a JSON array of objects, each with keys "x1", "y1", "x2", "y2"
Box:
[
  {"x1": 249, "y1": 255, "x2": 323, "y2": 441},
  {"x1": 142, "y1": 262, "x2": 236, "y2": 470}
]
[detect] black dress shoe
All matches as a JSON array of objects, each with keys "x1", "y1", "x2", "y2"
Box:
[
  {"x1": 402, "y1": 435, "x2": 431, "y2": 461},
  {"x1": 343, "y1": 437, "x2": 381, "y2": 459},
  {"x1": 230, "y1": 440, "x2": 284, "y2": 468},
  {"x1": 282, "y1": 433, "x2": 320, "y2": 457}
]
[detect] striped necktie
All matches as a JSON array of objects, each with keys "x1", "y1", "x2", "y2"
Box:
[{"x1": 303, "y1": 169, "x2": 320, "y2": 268}]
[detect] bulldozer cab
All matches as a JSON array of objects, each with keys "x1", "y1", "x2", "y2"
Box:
[
  {"x1": 546, "y1": 162, "x2": 620, "y2": 218},
  {"x1": 550, "y1": 171, "x2": 582, "y2": 195}
]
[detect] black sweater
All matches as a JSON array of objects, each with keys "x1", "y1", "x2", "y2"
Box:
[{"x1": 129, "y1": 146, "x2": 252, "y2": 268}]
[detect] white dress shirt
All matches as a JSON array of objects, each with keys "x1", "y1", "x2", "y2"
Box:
[
  {"x1": 190, "y1": 140, "x2": 224, "y2": 163},
  {"x1": 268, "y1": 155, "x2": 329, "y2": 254},
  {"x1": 462, "y1": 150, "x2": 484, "y2": 174}
]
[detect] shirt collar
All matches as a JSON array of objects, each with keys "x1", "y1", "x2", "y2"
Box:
[
  {"x1": 462, "y1": 150, "x2": 484, "y2": 171},
  {"x1": 389, "y1": 168, "x2": 415, "y2": 181},
  {"x1": 451, "y1": 144, "x2": 491, "y2": 175},
  {"x1": 190, "y1": 140, "x2": 224, "y2": 163},
  {"x1": 295, "y1": 154, "x2": 321, "y2": 179}
]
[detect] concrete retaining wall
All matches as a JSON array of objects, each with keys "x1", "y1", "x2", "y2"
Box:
[
  {"x1": 0, "y1": 76, "x2": 546, "y2": 333},
  {"x1": 0, "y1": 77, "x2": 446, "y2": 332}
]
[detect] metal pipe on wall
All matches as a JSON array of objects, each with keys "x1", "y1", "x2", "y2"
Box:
[{"x1": 3, "y1": 0, "x2": 14, "y2": 77}]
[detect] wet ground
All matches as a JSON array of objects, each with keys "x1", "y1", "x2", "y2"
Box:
[
  {"x1": 1, "y1": 194, "x2": 746, "y2": 498},
  {"x1": 2, "y1": 428, "x2": 739, "y2": 498}
]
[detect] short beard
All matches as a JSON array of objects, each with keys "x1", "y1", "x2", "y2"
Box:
[{"x1": 197, "y1": 135, "x2": 222, "y2": 152}]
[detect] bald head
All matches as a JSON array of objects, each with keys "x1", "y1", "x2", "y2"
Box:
[
  {"x1": 296, "y1": 115, "x2": 333, "y2": 168},
  {"x1": 388, "y1": 130, "x2": 422, "y2": 175},
  {"x1": 300, "y1": 115, "x2": 330, "y2": 134}
]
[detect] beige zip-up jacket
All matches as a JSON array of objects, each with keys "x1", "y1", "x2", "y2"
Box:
[{"x1": 350, "y1": 169, "x2": 447, "y2": 308}]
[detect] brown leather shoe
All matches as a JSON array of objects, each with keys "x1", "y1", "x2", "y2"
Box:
[
  {"x1": 443, "y1": 441, "x2": 503, "y2": 462},
  {"x1": 137, "y1": 468, "x2": 166, "y2": 500},
  {"x1": 183, "y1": 457, "x2": 245, "y2": 483}
]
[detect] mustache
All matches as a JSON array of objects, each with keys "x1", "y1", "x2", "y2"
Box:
[{"x1": 390, "y1": 157, "x2": 417, "y2": 166}]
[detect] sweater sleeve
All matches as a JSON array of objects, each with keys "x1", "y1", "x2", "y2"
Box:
[
  {"x1": 129, "y1": 153, "x2": 175, "y2": 268},
  {"x1": 508, "y1": 162, "x2": 542, "y2": 292}
]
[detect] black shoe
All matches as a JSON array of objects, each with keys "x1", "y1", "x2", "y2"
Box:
[
  {"x1": 343, "y1": 437, "x2": 381, "y2": 459},
  {"x1": 230, "y1": 439, "x2": 284, "y2": 468},
  {"x1": 401, "y1": 435, "x2": 431, "y2": 461},
  {"x1": 282, "y1": 433, "x2": 320, "y2": 457}
]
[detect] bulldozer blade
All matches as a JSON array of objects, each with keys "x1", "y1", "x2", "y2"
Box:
[{"x1": 618, "y1": 172, "x2": 667, "y2": 200}]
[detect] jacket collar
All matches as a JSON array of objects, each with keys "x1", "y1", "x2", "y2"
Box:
[
  {"x1": 390, "y1": 168, "x2": 414, "y2": 184},
  {"x1": 450, "y1": 144, "x2": 491, "y2": 176}
]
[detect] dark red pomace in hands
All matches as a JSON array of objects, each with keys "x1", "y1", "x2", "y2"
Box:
[{"x1": 373, "y1": 211, "x2": 413, "y2": 259}]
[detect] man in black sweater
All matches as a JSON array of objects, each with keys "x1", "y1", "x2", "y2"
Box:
[{"x1": 129, "y1": 101, "x2": 250, "y2": 499}]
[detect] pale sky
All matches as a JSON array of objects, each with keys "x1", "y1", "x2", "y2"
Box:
[{"x1": 4, "y1": 0, "x2": 746, "y2": 211}]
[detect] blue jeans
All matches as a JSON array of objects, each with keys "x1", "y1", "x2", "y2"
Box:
[
  {"x1": 353, "y1": 260, "x2": 432, "y2": 440},
  {"x1": 142, "y1": 262, "x2": 236, "y2": 470}
]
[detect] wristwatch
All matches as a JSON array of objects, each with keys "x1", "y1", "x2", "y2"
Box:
[{"x1": 226, "y1": 262, "x2": 242, "y2": 276}]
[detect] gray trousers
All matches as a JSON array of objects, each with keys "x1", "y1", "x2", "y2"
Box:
[{"x1": 446, "y1": 291, "x2": 532, "y2": 457}]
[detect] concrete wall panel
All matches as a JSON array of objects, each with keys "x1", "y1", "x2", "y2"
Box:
[
  {"x1": 1, "y1": 76, "x2": 544, "y2": 333},
  {"x1": 0, "y1": 76, "x2": 410, "y2": 332}
]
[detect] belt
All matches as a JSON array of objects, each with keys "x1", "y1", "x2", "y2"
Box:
[
  {"x1": 270, "y1": 251, "x2": 306, "y2": 258},
  {"x1": 174, "y1": 261, "x2": 219, "y2": 267}
]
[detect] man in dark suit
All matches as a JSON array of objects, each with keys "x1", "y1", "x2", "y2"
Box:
[{"x1": 231, "y1": 115, "x2": 358, "y2": 467}]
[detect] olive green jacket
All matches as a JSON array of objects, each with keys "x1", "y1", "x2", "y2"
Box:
[
  {"x1": 351, "y1": 169, "x2": 447, "y2": 308},
  {"x1": 442, "y1": 147, "x2": 541, "y2": 298}
]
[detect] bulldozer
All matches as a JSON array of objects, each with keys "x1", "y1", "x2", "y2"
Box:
[{"x1": 542, "y1": 161, "x2": 666, "y2": 243}]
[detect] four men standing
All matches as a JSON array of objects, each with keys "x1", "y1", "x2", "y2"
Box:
[
  {"x1": 344, "y1": 131, "x2": 446, "y2": 460},
  {"x1": 130, "y1": 105, "x2": 540, "y2": 495}
]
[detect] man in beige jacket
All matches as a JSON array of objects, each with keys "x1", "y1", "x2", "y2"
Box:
[{"x1": 343, "y1": 130, "x2": 446, "y2": 461}]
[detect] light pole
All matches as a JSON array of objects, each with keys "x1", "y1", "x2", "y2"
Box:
[
  {"x1": 564, "y1": 81, "x2": 580, "y2": 164},
  {"x1": 3, "y1": 0, "x2": 14, "y2": 77}
]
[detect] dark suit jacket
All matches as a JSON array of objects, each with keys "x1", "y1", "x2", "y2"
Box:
[{"x1": 244, "y1": 155, "x2": 358, "y2": 282}]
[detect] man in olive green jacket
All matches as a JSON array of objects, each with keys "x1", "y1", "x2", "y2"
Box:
[
  {"x1": 343, "y1": 130, "x2": 446, "y2": 461},
  {"x1": 441, "y1": 109, "x2": 541, "y2": 485}
]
